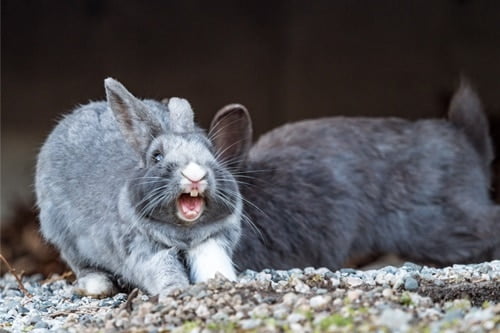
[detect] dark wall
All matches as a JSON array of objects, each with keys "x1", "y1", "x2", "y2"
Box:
[{"x1": 2, "y1": 0, "x2": 500, "y2": 219}]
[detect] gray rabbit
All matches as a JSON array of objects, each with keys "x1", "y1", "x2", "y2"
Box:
[
  {"x1": 36, "y1": 79, "x2": 247, "y2": 297},
  {"x1": 36, "y1": 78, "x2": 499, "y2": 298},
  {"x1": 233, "y1": 81, "x2": 499, "y2": 271}
]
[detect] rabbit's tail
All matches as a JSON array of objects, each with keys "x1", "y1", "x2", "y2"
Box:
[{"x1": 448, "y1": 79, "x2": 494, "y2": 164}]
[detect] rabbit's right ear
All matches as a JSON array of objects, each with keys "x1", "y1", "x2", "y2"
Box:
[
  {"x1": 105, "y1": 78, "x2": 161, "y2": 155},
  {"x1": 209, "y1": 104, "x2": 252, "y2": 169}
]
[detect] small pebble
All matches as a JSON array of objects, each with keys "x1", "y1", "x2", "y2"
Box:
[
  {"x1": 377, "y1": 308, "x2": 412, "y2": 331},
  {"x1": 34, "y1": 321, "x2": 49, "y2": 329},
  {"x1": 195, "y1": 304, "x2": 210, "y2": 318},
  {"x1": 239, "y1": 318, "x2": 261, "y2": 329},
  {"x1": 340, "y1": 268, "x2": 357, "y2": 274},
  {"x1": 382, "y1": 288, "x2": 393, "y2": 299},
  {"x1": 404, "y1": 277, "x2": 419, "y2": 291},
  {"x1": 293, "y1": 280, "x2": 310, "y2": 293},
  {"x1": 345, "y1": 277, "x2": 363, "y2": 287},
  {"x1": 287, "y1": 313, "x2": 306, "y2": 323},
  {"x1": 309, "y1": 295, "x2": 331, "y2": 309},
  {"x1": 403, "y1": 262, "x2": 422, "y2": 271},
  {"x1": 346, "y1": 289, "x2": 363, "y2": 302}
]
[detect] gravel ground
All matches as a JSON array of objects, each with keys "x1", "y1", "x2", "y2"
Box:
[{"x1": 1, "y1": 261, "x2": 499, "y2": 332}]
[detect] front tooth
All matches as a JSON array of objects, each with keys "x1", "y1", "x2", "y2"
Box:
[{"x1": 190, "y1": 189, "x2": 198, "y2": 197}]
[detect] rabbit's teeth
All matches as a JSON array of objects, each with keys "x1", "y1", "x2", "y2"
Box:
[
  {"x1": 177, "y1": 194, "x2": 205, "y2": 222},
  {"x1": 190, "y1": 189, "x2": 199, "y2": 197}
]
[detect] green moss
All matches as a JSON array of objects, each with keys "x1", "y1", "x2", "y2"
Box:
[
  {"x1": 316, "y1": 314, "x2": 353, "y2": 331},
  {"x1": 264, "y1": 318, "x2": 277, "y2": 327},
  {"x1": 440, "y1": 319, "x2": 460, "y2": 330},
  {"x1": 400, "y1": 292, "x2": 413, "y2": 306},
  {"x1": 309, "y1": 274, "x2": 324, "y2": 283},
  {"x1": 303, "y1": 310, "x2": 314, "y2": 321},
  {"x1": 181, "y1": 320, "x2": 201, "y2": 332},
  {"x1": 282, "y1": 324, "x2": 292, "y2": 333},
  {"x1": 345, "y1": 305, "x2": 368, "y2": 316},
  {"x1": 421, "y1": 326, "x2": 431, "y2": 333},
  {"x1": 356, "y1": 306, "x2": 369, "y2": 314},
  {"x1": 446, "y1": 299, "x2": 471, "y2": 311},
  {"x1": 482, "y1": 301, "x2": 491, "y2": 309},
  {"x1": 206, "y1": 321, "x2": 236, "y2": 332}
]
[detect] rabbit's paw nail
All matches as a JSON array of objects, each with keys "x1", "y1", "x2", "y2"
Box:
[{"x1": 73, "y1": 272, "x2": 116, "y2": 298}]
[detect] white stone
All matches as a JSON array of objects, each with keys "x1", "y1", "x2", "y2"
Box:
[
  {"x1": 309, "y1": 295, "x2": 331, "y2": 309},
  {"x1": 377, "y1": 308, "x2": 412, "y2": 332}
]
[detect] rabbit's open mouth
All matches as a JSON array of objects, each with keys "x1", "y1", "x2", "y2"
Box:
[{"x1": 176, "y1": 193, "x2": 205, "y2": 222}]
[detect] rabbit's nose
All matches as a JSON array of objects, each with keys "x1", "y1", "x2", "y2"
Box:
[{"x1": 181, "y1": 162, "x2": 207, "y2": 183}]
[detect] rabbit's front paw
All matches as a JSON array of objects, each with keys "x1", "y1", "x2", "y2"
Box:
[
  {"x1": 188, "y1": 238, "x2": 237, "y2": 283},
  {"x1": 73, "y1": 272, "x2": 117, "y2": 298}
]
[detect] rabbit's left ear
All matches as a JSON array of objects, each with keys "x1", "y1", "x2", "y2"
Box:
[
  {"x1": 209, "y1": 104, "x2": 252, "y2": 169},
  {"x1": 105, "y1": 78, "x2": 162, "y2": 155}
]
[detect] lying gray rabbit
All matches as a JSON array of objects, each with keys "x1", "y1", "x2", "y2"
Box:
[
  {"x1": 36, "y1": 78, "x2": 499, "y2": 298},
  {"x1": 36, "y1": 78, "x2": 248, "y2": 297},
  {"x1": 234, "y1": 81, "x2": 499, "y2": 271}
]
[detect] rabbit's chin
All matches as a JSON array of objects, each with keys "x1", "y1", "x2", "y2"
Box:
[{"x1": 176, "y1": 193, "x2": 205, "y2": 222}]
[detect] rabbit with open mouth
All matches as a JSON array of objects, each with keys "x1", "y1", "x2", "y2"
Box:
[{"x1": 36, "y1": 78, "x2": 250, "y2": 297}]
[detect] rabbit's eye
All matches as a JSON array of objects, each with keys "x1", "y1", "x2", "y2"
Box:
[{"x1": 152, "y1": 151, "x2": 164, "y2": 163}]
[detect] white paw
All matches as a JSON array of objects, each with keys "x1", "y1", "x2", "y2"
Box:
[
  {"x1": 187, "y1": 239, "x2": 237, "y2": 283},
  {"x1": 73, "y1": 272, "x2": 116, "y2": 298}
]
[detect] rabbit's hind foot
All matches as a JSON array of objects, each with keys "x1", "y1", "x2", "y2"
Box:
[{"x1": 73, "y1": 271, "x2": 117, "y2": 298}]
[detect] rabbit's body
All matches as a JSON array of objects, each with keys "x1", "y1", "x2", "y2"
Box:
[
  {"x1": 36, "y1": 80, "x2": 248, "y2": 297},
  {"x1": 235, "y1": 114, "x2": 499, "y2": 270}
]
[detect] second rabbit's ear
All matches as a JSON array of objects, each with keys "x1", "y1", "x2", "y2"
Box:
[
  {"x1": 448, "y1": 78, "x2": 493, "y2": 164},
  {"x1": 105, "y1": 78, "x2": 162, "y2": 155},
  {"x1": 209, "y1": 104, "x2": 252, "y2": 168}
]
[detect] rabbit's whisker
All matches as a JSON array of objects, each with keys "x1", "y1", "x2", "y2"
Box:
[
  {"x1": 135, "y1": 183, "x2": 172, "y2": 218},
  {"x1": 214, "y1": 188, "x2": 265, "y2": 242}
]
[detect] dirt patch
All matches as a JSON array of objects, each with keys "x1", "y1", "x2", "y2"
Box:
[
  {"x1": 418, "y1": 280, "x2": 500, "y2": 306},
  {"x1": 0, "y1": 203, "x2": 67, "y2": 276}
]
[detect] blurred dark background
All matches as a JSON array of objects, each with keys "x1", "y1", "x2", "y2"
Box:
[{"x1": 2, "y1": 0, "x2": 500, "y2": 274}]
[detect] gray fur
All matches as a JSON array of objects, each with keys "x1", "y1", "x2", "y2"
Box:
[
  {"x1": 232, "y1": 84, "x2": 500, "y2": 271},
  {"x1": 36, "y1": 78, "x2": 244, "y2": 296}
]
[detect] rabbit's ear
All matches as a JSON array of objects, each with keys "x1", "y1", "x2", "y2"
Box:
[
  {"x1": 105, "y1": 78, "x2": 161, "y2": 154},
  {"x1": 167, "y1": 97, "x2": 195, "y2": 132},
  {"x1": 209, "y1": 104, "x2": 252, "y2": 168},
  {"x1": 448, "y1": 78, "x2": 493, "y2": 164}
]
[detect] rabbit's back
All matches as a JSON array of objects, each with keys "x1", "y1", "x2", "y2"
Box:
[
  {"x1": 235, "y1": 116, "x2": 493, "y2": 270},
  {"x1": 248, "y1": 117, "x2": 489, "y2": 206},
  {"x1": 35, "y1": 102, "x2": 136, "y2": 259}
]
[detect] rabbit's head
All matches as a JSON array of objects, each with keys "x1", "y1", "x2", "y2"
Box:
[{"x1": 105, "y1": 78, "x2": 252, "y2": 229}]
